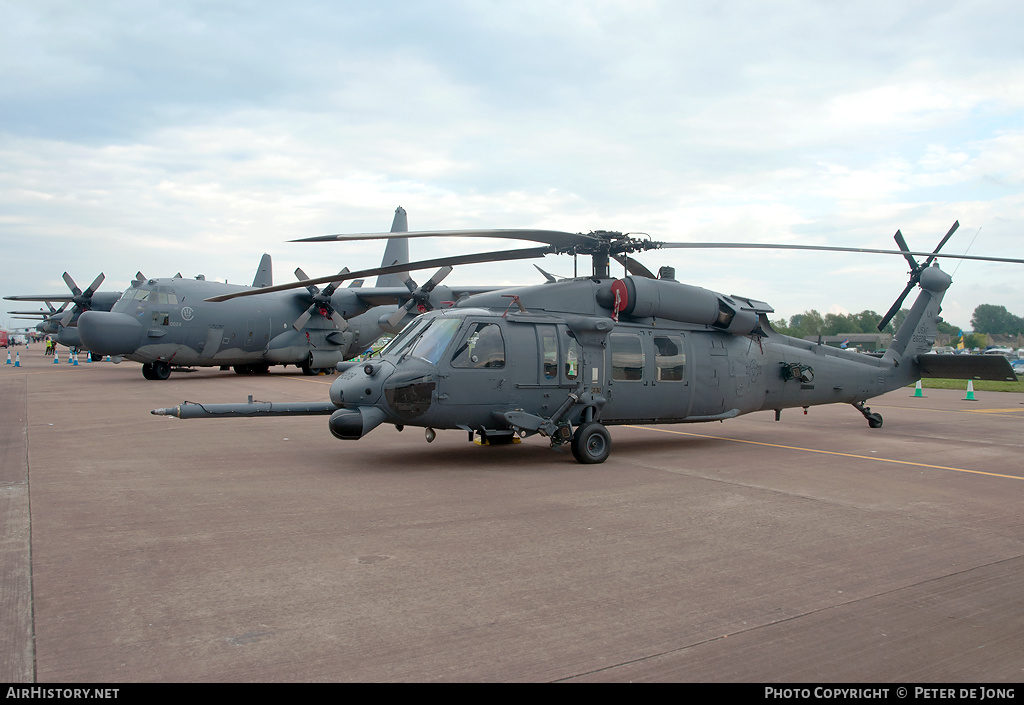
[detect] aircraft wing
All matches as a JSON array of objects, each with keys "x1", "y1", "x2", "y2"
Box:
[
  {"x1": 350, "y1": 286, "x2": 500, "y2": 308},
  {"x1": 917, "y1": 354, "x2": 1017, "y2": 381},
  {"x1": 3, "y1": 295, "x2": 76, "y2": 302}
]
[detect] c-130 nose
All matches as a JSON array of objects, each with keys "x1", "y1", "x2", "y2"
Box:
[{"x1": 78, "y1": 311, "x2": 144, "y2": 356}]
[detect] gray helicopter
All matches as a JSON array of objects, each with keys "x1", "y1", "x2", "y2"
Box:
[
  {"x1": 77, "y1": 207, "x2": 496, "y2": 380},
  {"x1": 5, "y1": 273, "x2": 122, "y2": 355},
  {"x1": 153, "y1": 221, "x2": 1020, "y2": 463}
]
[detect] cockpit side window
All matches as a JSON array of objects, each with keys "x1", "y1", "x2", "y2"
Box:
[
  {"x1": 537, "y1": 324, "x2": 558, "y2": 380},
  {"x1": 451, "y1": 323, "x2": 505, "y2": 369},
  {"x1": 563, "y1": 329, "x2": 579, "y2": 381}
]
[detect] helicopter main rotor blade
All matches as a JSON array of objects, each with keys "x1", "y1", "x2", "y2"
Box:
[
  {"x1": 655, "y1": 241, "x2": 1024, "y2": 264},
  {"x1": 612, "y1": 254, "x2": 657, "y2": 279},
  {"x1": 206, "y1": 246, "x2": 554, "y2": 303},
  {"x1": 299, "y1": 226, "x2": 1023, "y2": 265},
  {"x1": 293, "y1": 228, "x2": 604, "y2": 250}
]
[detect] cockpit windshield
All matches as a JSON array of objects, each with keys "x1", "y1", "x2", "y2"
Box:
[
  {"x1": 379, "y1": 316, "x2": 431, "y2": 357},
  {"x1": 117, "y1": 285, "x2": 178, "y2": 307},
  {"x1": 382, "y1": 316, "x2": 462, "y2": 365}
]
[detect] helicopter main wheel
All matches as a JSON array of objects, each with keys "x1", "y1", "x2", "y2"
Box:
[
  {"x1": 151, "y1": 361, "x2": 172, "y2": 380},
  {"x1": 141, "y1": 363, "x2": 155, "y2": 380},
  {"x1": 91, "y1": 352, "x2": 103, "y2": 362},
  {"x1": 867, "y1": 413, "x2": 883, "y2": 429},
  {"x1": 571, "y1": 422, "x2": 611, "y2": 464}
]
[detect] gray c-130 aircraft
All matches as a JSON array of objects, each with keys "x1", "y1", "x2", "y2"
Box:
[
  {"x1": 78, "y1": 207, "x2": 495, "y2": 379},
  {"x1": 153, "y1": 220, "x2": 1021, "y2": 464},
  {"x1": 5, "y1": 272, "x2": 122, "y2": 355}
]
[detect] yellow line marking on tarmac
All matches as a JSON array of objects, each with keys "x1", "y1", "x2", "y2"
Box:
[
  {"x1": 858, "y1": 403, "x2": 1024, "y2": 418},
  {"x1": 625, "y1": 425, "x2": 1024, "y2": 482},
  {"x1": 964, "y1": 407, "x2": 1024, "y2": 414}
]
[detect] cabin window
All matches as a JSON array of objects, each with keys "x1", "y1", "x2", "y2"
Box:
[
  {"x1": 537, "y1": 325, "x2": 558, "y2": 380},
  {"x1": 563, "y1": 333, "x2": 579, "y2": 381},
  {"x1": 451, "y1": 323, "x2": 505, "y2": 369},
  {"x1": 654, "y1": 335, "x2": 686, "y2": 381},
  {"x1": 152, "y1": 311, "x2": 170, "y2": 326},
  {"x1": 610, "y1": 333, "x2": 644, "y2": 381}
]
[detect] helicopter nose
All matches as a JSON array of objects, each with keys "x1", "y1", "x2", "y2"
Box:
[{"x1": 78, "y1": 311, "x2": 144, "y2": 355}]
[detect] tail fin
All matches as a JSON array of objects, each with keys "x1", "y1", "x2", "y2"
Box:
[
  {"x1": 376, "y1": 206, "x2": 409, "y2": 288},
  {"x1": 252, "y1": 254, "x2": 273, "y2": 288},
  {"x1": 882, "y1": 265, "x2": 951, "y2": 366}
]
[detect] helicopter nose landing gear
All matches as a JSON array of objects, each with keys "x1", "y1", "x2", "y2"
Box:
[
  {"x1": 853, "y1": 401, "x2": 883, "y2": 428},
  {"x1": 571, "y1": 422, "x2": 611, "y2": 464}
]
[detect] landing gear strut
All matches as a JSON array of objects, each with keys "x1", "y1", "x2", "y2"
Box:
[{"x1": 853, "y1": 401, "x2": 883, "y2": 428}]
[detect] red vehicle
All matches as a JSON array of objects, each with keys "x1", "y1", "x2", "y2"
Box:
[{"x1": 0, "y1": 330, "x2": 9, "y2": 348}]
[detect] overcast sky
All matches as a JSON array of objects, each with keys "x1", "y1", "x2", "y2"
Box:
[{"x1": 2, "y1": 0, "x2": 1022, "y2": 332}]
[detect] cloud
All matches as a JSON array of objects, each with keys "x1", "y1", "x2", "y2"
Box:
[{"x1": 2, "y1": 0, "x2": 1024, "y2": 332}]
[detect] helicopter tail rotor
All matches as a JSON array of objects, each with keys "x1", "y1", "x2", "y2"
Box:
[{"x1": 877, "y1": 221, "x2": 959, "y2": 331}]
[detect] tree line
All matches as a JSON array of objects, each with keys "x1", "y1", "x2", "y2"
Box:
[
  {"x1": 771, "y1": 304, "x2": 1022, "y2": 340},
  {"x1": 770, "y1": 309, "x2": 911, "y2": 339}
]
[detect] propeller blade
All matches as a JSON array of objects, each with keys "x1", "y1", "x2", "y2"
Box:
[
  {"x1": 422, "y1": 266, "x2": 453, "y2": 292},
  {"x1": 135, "y1": 272, "x2": 146, "y2": 283},
  {"x1": 292, "y1": 307, "x2": 314, "y2": 331},
  {"x1": 84, "y1": 273, "x2": 105, "y2": 297},
  {"x1": 329, "y1": 310, "x2": 349, "y2": 331},
  {"x1": 59, "y1": 308, "x2": 75, "y2": 327},
  {"x1": 62, "y1": 272, "x2": 81, "y2": 296},
  {"x1": 387, "y1": 302, "x2": 415, "y2": 329},
  {"x1": 319, "y1": 268, "x2": 350, "y2": 298},
  {"x1": 294, "y1": 267, "x2": 310, "y2": 281}
]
